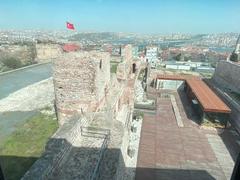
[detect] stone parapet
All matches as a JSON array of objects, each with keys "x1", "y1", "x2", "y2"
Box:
[
  {"x1": 53, "y1": 51, "x2": 110, "y2": 125},
  {"x1": 21, "y1": 118, "x2": 82, "y2": 180},
  {"x1": 212, "y1": 60, "x2": 240, "y2": 93}
]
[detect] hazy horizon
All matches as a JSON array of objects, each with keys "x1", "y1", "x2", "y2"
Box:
[
  {"x1": 0, "y1": 29, "x2": 239, "y2": 36},
  {"x1": 0, "y1": 0, "x2": 240, "y2": 34}
]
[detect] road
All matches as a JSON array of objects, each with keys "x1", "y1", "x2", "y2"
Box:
[
  {"x1": 0, "y1": 63, "x2": 53, "y2": 142},
  {"x1": 0, "y1": 63, "x2": 52, "y2": 99}
]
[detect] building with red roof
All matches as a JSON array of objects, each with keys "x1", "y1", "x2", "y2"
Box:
[{"x1": 62, "y1": 44, "x2": 80, "y2": 52}]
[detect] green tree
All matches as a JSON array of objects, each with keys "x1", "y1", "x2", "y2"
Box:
[
  {"x1": 1, "y1": 57, "x2": 22, "y2": 69},
  {"x1": 230, "y1": 52, "x2": 238, "y2": 62},
  {"x1": 211, "y1": 62, "x2": 217, "y2": 68},
  {"x1": 173, "y1": 53, "x2": 181, "y2": 61},
  {"x1": 184, "y1": 55, "x2": 191, "y2": 61}
]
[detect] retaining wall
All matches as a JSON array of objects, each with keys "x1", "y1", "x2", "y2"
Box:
[
  {"x1": 21, "y1": 118, "x2": 82, "y2": 180},
  {"x1": 212, "y1": 60, "x2": 240, "y2": 93}
]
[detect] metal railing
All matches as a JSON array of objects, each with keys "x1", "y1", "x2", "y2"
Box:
[
  {"x1": 91, "y1": 132, "x2": 110, "y2": 180},
  {"x1": 80, "y1": 126, "x2": 111, "y2": 180}
]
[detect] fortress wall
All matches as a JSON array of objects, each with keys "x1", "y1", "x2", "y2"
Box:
[
  {"x1": 212, "y1": 60, "x2": 240, "y2": 92},
  {"x1": 22, "y1": 119, "x2": 82, "y2": 180},
  {"x1": 23, "y1": 47, "x2": 141, "y2": 180},
  {"x1": 36, "y1": 44, "x2": 62, "y2": 62},
  {"x1": 53, "y1": 51, "x2": 110, "y2": 125},
  {"x1": 0, "y1": 44, "x2": 35, "y2": 64}
]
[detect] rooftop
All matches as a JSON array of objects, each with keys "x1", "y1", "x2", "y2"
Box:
[
  {"x1": 157, "y1": 74, "x2": 231, "y2": 113},
  {"x1": 62, "y1": 43, "x2": 80, "y2": 52}
]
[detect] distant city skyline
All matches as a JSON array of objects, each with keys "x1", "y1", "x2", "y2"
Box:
[{"x1": 0, "y1": 0, "x2": 240, "y2": 34}]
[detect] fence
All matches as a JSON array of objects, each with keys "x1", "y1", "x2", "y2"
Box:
[{"x1": 80, "y1": 126, "x2": 111, "y2": 180}]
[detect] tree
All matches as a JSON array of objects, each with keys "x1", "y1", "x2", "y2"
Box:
[
  {"x1": 184, "y1": 55, "x2": 191, "y2": 61},
  {"x1": 173, "y1": 53, "x2": 181, "y2": 61},
  {"x1": 1, "y1": 57, "x2": 22, "y2": 69},
  {"x1": 230, "y1": 52, "x2": 238, "y2": 62}
]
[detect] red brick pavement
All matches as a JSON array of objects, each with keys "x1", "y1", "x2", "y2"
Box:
[{"x1": 135, "y1": 97, "x2": 221, "y2": 180}]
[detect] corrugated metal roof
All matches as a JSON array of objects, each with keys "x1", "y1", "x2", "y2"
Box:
[{"x1": 157, "y1": 74, "x2": 231, "y2": 113}]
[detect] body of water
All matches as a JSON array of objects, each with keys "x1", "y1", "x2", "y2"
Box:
[{"x1": 209, "y1": 47, "x2": 234, "y2": 53}]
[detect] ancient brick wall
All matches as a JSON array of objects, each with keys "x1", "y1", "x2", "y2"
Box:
[
  {"x1": 122, "y1": 44, "x2": 133, "y2": 63},
  {"x1": 212, "y1": 60, "x2": 240, "y2": 92},
  {"x1": 116, "y1": 45, "x2": 134, "y2": 80},
  {"x1": 0, "y1": 44, "x2": 36, "y2": 64},
  {"x1": 36, "y1": 43, "x2": 62, "y2": 62},
  {"x1": 22, "y1": 118, "x2": 82, "y2": 180},
  {"x1": 22, "y1": 48, "x2": 144, "y2": 180},
  {"x1": 53, "y1": 51, "x2": 110, "y2": 125},
  {"x1": 116, "y1": 62, "x2": 130, "y2": 80}
]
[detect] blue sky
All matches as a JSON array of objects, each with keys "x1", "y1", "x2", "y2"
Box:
[{"x1": 0, "y1": 0, "x2": 239, "y2": 34}]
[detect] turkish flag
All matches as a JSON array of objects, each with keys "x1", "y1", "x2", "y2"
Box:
[{"x1": 66, "y1": 22, "x2": 75, "y2": 30}]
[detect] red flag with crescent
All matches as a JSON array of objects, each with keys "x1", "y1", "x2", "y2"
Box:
[{"x1": 66, "y1": 22, "x2": 75, "y2": 30}]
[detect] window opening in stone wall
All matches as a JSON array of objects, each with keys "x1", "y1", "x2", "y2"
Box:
[{"x1": 99, "y1": 59, "x2": 102, "y2": 69}]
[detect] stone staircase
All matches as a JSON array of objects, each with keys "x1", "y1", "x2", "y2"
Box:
[{"x1": 49, "y1": 127, "x2": 110, "y2": 180}]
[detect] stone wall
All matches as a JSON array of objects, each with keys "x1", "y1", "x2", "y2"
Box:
[
  {"x1": 53, "y1": 51, "x2": 110, "y2": 125},
  {"x1": 97, "y1": 105, "x2": 132, "y2": 180},
  {"x1": 0, "y1": 44, "x2": 36, "y2": 64},
  {"x1": 212, "y1": 60, "x2": 240, "y2": 93},
  {"x1": 116, "y1": 45, "x2": 134, "y2": 80},
  {"x1": 23, "y1": 48, "x2": 141, "y2": 180},
  {"x1": 22, "y1": 118, "x2": 82, "y2": 180},
  {"x1": 122, "y1": 44, "x2": 133, "y2": 63},
  {"x1": 36, "y1": 44, "x2": 62, "y2": 62},
  {"x1": 116, "y1": 62, "x2": 130, "y2": 80}
]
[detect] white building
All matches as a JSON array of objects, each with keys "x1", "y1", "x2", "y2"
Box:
[
  {"x1": 195, "y1": 66, "x2": 215, "y2": 73},
  {"x1": 165, "y1": 61, "x2": 191, "y2": 70},
  {"x1": 145, "y1": 46, "x2": 159, "y2": 67},
  {"x1": 164, "y1": 61, "x2": 214, "y2": 72}
]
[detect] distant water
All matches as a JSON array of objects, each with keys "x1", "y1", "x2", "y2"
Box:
[
  {"x1": 0, "y1": 63, "x2": 52, "y2": 99},
  {"x1": 209, "y1": 47, "x2": 234, "y2": 53}
]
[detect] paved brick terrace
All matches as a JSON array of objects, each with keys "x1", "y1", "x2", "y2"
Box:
[{"x1": 136, "y1": 91, "x2": 239, "y2": 180}]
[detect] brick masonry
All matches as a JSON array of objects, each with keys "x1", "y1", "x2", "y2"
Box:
[
  {"x1": 53, "y1": 51, "x2": 110, "y2": 125},
  {"x1": 36, "y1": 44, "x2": 63, "y2": 62},
  {"x1": 212, "y1": 60, "x2": 240, "y2": 93},
  {"x1": 22, "y1": 47, "x2": 146, "y2": 180},
  {"x1": 136, "y1": 90, "x2": 237, "y2": 180}
]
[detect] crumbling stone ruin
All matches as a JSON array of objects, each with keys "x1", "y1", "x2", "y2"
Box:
[
  {"x1": 22, "y1": 45, "x2": 147, "y2": 180},
  {"x1": 0, "y1": 44, "x2": 36, "y2": 65},
  {"x1": 117, "y1": 45, "x2": 134, "y2": 80},
  {"x1": 212, "y1": 60, "x2": 240, "y2": 93},
  {"x1": 53, "y1": 51, "x2": 110, "y2": 125},
  {"x1": 36, "y1": 43, "x2": 63, "y2": 62}
]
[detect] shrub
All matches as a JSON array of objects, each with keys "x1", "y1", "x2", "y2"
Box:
[
  {"x1": 1, "y1": 57, "x2": 22, "y2": 69},
  {"x1": 230, "y1": 52, "x2": 238, "y2": 62}
]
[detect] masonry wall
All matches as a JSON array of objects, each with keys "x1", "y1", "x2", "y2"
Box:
[
  {"x1": 22, "y1": 119, "x2": 82, "y2": 180},
  {"x1": 117, "y1": 45, "x2": 133, "y2": 80},
  {"x1": 116, "y1": 62, "x2": 129, "y2": 80},
  {"x1": 53, "y1": 51, "x2": 110, "y2": 125},
  {"x1": 122, "y1": 44, "x2": 133, "y2": 63},
  {"x1": 0, "y1": 44, "x2": 36, "y2": 64},
  {"x1": 36, "y1": 44, "x2": 62, "y2": 62},
  {"x1": 212, "y1": 60, "x2": 240, "y2": 92},
  {"x1": 23, "y1": 47, "x2": 141, "y2": 180}
]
